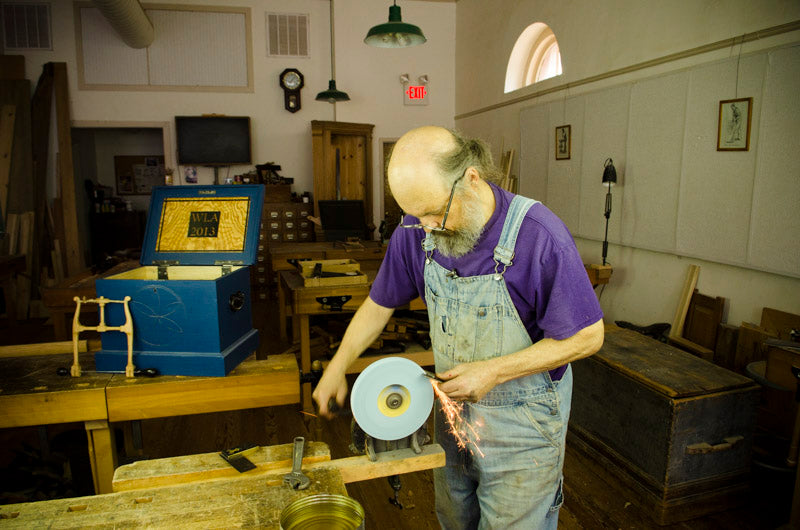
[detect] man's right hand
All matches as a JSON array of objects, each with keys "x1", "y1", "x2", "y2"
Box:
[{"x1": 312, "y1": 368, "x2": 348, "y2": 419}]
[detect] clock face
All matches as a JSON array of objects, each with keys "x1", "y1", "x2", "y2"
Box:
[{"x1": 282, "y1": 71, "x2": 302, "y2": 90}]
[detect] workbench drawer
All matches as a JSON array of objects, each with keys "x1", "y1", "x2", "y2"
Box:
[
  {"x1": 570, "y1": 328, "x2": 759, "y2": 525},
  {"x1": 291, "y1": 284, "x2": 369, "y2": 314}
]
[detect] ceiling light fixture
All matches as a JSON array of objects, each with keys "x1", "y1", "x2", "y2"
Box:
[
  {"x1": 316, "y1": 0, "x2": 350, "y2": 104},
  {"x1": 364, "y1": 1, "x2": 426, "y2": 48}
]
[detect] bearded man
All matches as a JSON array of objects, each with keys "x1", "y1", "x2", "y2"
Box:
[{"x1": 314, "y1": 126, "x2": 604, "y2": 529}]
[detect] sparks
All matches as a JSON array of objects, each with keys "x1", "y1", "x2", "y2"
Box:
[{"x1": 431, "y1": 380, "x2": 485, "y2": 458}]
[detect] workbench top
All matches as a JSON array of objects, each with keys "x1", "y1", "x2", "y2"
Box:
[
  {"x1": 0, "y1": 352, "x2": 111, "y2": 427},
  {"x1": 0, "y1": 466, "x2": 348, "y2": 528}
]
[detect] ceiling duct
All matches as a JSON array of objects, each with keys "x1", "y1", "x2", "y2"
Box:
[{"x1": 91, "y1": 0, "x2": 154, "y2": 49}]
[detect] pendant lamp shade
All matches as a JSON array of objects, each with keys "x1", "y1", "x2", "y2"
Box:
[
  {"x1": 316, "y1": 79, "x2": 350, "y2": 102},
  {"x1": 317, "y1": 0, "x2": 349, "y2": 103},
  {"x1": 364, "y1": 2, "x2": 426, "y2": 48}
]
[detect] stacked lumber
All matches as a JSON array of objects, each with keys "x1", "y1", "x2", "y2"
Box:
[{"x1": 1, "y1": 59, "x2": 85, "y2": 321}]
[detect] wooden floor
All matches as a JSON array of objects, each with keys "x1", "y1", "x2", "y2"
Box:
[{"x1": 0, "y1": 304, "x2": 795, "y2": 528}]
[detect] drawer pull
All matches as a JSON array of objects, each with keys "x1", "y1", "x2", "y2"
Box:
[{"x1": 686, "y1": 435, "x2": 743, "y2": 454}]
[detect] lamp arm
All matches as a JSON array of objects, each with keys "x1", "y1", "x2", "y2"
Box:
[{"x1": 602, "y1": 182, "x2": 612, "y2": 265}]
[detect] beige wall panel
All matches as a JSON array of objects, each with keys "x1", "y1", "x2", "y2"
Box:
[
  {"x1": 578, "y1": 84, "x2": 630, "y2": 244},
  {"x1": 519, "y1": 104, "x2": 549, "y2": 201},
  {"x1": 748, "y1": 47, "x2": 800, "y2": 275},
  {"x1": 620, "y1": 72, "x2": 688, "y2": 251},
  {"x1": 147, "y1": 10, "x2": 248, "y2": 88},
  {"x1": 79, "y1": 7, "x2": 148, "y2": 85},
  {"x1": 677, "y1": 56, "x2": 765, "y2": 264},
  {"x1": 544, "y1": 97, "x2": 584, "y2": 230}
]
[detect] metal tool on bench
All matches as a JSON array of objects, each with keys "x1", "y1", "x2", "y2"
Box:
[
  {"x1": 283, "y1": 436, "x2": 311, "y2": 490},
  {"x1": 56, "y1": 366, "x2": 159, "y2": 377},
  {"x1": 310, "y1": 262, "x2": 359, "y2": 279},
  {"x1": 349, "y1": 357, "x2": 435, "y2": 507}
]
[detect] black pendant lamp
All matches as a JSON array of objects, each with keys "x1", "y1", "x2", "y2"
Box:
[
  {"x1": 316, "y1": 0, "x2": 350, "y2": 102},
  {"x1": 364, "y1": 1, "x2": 426, "y2": 48}
]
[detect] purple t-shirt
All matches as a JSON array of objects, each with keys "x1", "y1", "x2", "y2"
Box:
[{"x1": 370, "y1": 183, "x2": 603, "y2": 380}]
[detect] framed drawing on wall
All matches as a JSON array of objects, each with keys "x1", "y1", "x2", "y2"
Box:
[
  {"x1": 717, "y1": 97, "x2": 752, "y2": 151},
  {"x1": 555, "y1": 125, "x2": 571, "y2": 160}
]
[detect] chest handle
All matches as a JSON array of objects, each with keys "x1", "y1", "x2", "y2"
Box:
[
  {"x1": 685, "y1": 435, "x2": 743, "y2": 455},
  {"x1": 229, "y1": 291, "x2": 246, "y2": 312}
]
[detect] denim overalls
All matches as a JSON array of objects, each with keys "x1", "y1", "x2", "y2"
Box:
[{"x1": 423, "y1": 195, "x2": 573, "y2": 530}]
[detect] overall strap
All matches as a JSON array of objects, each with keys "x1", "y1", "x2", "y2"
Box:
[
  {"x1": 492, "y1": 195, "x2": 539, "y2": 278},
  {"x1": 422, "y1": 232, "x2": 435, "y2": 263}
]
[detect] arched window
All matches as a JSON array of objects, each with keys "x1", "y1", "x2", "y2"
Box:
[{"x1": 504, "y1": 23, "x2": 562, "y2": 93}]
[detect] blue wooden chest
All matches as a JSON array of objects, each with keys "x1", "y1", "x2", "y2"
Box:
[{"x1": 95, "y1": 185, "x2": 265, "y2": 376}]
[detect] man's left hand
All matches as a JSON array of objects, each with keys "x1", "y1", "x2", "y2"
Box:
[{"x1": 436, "y1": 360, "x2": 498, "y2": 403}]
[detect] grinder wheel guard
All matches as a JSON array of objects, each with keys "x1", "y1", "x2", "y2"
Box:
[{"x1": 350, "y1": 357, "x2": 434, "y2": 440}]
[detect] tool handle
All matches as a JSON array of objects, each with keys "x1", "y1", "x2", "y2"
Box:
[{"x1": 292, "y1": 437, "x2": 305, "y2": 471}]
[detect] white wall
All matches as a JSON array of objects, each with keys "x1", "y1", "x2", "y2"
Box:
[
  {"x1": 15, "y1": 0, "x2": 455, "y2": 229},
  {"x1": 455, "y1": 0, "x2": 800, "y2": 328}
]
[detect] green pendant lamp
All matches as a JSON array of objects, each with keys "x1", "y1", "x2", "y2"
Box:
[
  {"x1": 316, "y1": 0, "x2": 350, "y2": 102},
  {"x1": 316, "y1": 80, "x2": 350, "y2": 103},
  {"x1": 364, "y1": 1, "x2": 426, "y2": 48}
]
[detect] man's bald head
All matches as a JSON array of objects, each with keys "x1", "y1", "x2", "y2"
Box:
[{"x1": 387, "y1": 126, "x2": 456, "y2": 209}]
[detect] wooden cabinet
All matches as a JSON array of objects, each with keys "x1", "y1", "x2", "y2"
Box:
[{"x1": 311, "y1": 121, "x2": 374, "y2": 232}]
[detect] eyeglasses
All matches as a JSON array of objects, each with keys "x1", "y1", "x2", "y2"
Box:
[{"x1": 399, "y1": 171, "x2": 466, "y2": 233}]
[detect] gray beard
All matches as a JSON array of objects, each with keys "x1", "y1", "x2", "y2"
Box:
[{"x1": 432, "y1": 190, "x2": 485, "y2": 258}]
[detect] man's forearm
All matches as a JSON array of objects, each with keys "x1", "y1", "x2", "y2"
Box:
[
  {"x1": 489, "y1": 319, "x2": 604, "y2": 385},
  {"x1": 326, "y1": 296, "x2": 395, "y2": 375}
]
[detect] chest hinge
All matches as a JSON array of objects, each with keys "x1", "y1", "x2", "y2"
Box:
[
  {"x1": 153, "y1": 260, "x2": 180, "y2": 280},
  {"x1": 215, "y1": 260, "x2": 244, "y2": 276}
]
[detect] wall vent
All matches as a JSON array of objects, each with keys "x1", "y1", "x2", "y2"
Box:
[
  {"x1": 2, "y1": 2, "x2": 52, "y2": 50},
  {"x1": 266, "y1": 12, "x2": 309, "y2": 58}
]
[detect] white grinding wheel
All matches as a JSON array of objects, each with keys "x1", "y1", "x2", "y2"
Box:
[{"x1": 350, "y1": 357, "x2": 434, "y2": 440}]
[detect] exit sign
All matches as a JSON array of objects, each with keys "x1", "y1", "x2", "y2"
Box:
[{"x1": 404, "y1": 85, "x2": 429, "y2": 106}]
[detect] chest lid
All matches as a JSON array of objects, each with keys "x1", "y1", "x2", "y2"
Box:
[
  {"x1": 597, "y1": 328, "x2": 758, "y2": 399},
  {"x1": 141, "y1": 185, "x2": 265, "y2": 266}
]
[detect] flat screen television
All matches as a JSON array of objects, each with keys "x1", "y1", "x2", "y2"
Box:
[{"x1": 175, "y1": 116, "x2": 251, "y2": 166}]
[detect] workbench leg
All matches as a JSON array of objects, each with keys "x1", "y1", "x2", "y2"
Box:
[
  {"x1": 300, "y1": 314, "x2": 313, "y2": 415},
  {"x1": 122, "y1": 420, "x2": 144, "y2": 458},
  {"x1": 278, "y1": 279, "x2": 287, "y2": 342},
  {"x1": 1, "y1": 277, "x2": 17, "y2": 323},
  {"x1": 85, "y1": 420, "x2": 117, "y2": 494}
]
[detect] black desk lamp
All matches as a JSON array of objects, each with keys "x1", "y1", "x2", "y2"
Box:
[{"x1": 602, "y1": 158, "x2": 617, "y2": 266}]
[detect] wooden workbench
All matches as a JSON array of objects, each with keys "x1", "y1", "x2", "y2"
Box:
[
  {"x1": 0, "y1": 440, "x2": 445, "y2": 528},
  {"x1": 268, "y1": 240, "x2": 387, "y2": 275},
  {"x1": 0, "y1": 466, "x2": 348, "y2": 528},
  {"x1": 0, "y1": 351, "x2": 115, "y2": 494},
  {"x1": 0, "y1": 351, "x2": 300, "y2": 494}
]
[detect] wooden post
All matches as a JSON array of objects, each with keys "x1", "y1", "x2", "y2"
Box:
[
  {"x1": 670, "y1": 264, "x2": 700, "y2": 340},
  {"x1": 0, "y1": 104, "x2": 16, "y2": 221},
  {"x1": 52, "y1": 63, "x2": 84, "y2": 277}
]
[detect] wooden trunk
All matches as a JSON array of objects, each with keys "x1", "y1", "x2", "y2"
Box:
[{"x1": 569, "y1": 327, "x2": 759, "y2": 525}]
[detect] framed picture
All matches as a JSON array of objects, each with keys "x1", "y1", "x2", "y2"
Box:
[
  {"x1": 115, "y1": 155, "x2": 165, "y2": 195},
  {"x1": 555, "y1": 125, "x2": 571, "y2": 160},
  {"x1": 717, "y1": 97, "x2": 752, "y2": 151}
]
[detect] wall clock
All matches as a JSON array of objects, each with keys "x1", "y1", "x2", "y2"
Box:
[{"x1": 279, "y1": 68, "x2": 304, "y2": 113}]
